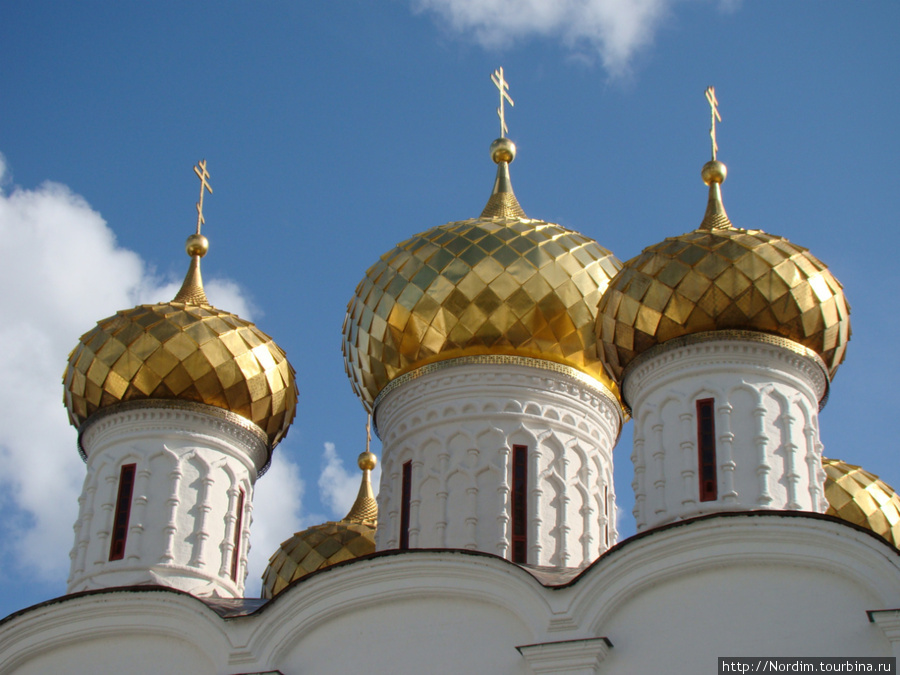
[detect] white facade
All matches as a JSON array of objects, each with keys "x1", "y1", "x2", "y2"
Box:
[
  {"x1": 67, "y1": 401, "x2": 267, "y2": 598},
  {"x1": 2, "y1": 514, "x2": 898, "y2": 674},
  {"x1": 373, "y1": 358, "x2": 622, "y2": 566},
  {"x1": 624, "y1": 334, "x2": 829, "y2": 531}
]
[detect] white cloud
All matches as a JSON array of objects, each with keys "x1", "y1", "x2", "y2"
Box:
[
  {"x1": 412, "y1": 0, "x2": 734, "y2": 77},
  {"x1": 245, "y1": 450, "x2": 305, "y2": 592},
  {"x1": 0, "y1": 156, "x2": 278, "y2": 584},
  {"x1": 318, "y1": 442, "x2": 361, "y2": 518}
]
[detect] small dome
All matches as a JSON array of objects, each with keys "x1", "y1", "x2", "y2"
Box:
[
  {"x1": 343, "y1": 141, "x2": 622, "y2": 410},
  {"x1": 262, "y1": 451, "x2": 378, "y2": 598},
  {"x1": 597, "y1": 160, "x2": 850, "y2": 384},
  {"x1": 63, "y1": 170, "x2": 298, "y2": 450},
  {"x1": 824, "y1": 458, "x2": 900, "y2": 548},
  {"x1": 261, "y1": 520, "x2": 376, "y2": 598}
]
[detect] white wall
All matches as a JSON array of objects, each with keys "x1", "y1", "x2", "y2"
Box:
[
  {"x1": 3, "y1": 515, "x2": 897, "y2": 674},
  {"x1": 373, "y1": 360, "x2": 622, "y2": 566}
]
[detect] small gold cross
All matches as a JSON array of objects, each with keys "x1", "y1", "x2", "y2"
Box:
[
  {"x1": 365, "y1": 414, "x2": 372, "y2": 453},
  {"x1": 705, "y1": 86, "x2": 722, "y2": 160},
  {"x1": 193, "y1": 159, "x2": 213, "y2": 235},
  {"x1": 491, "y1": 67, "x2": 514, "y2": 138}
]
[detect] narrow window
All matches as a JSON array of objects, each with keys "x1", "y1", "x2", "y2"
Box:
[
  {"x1": 109, "y1": 463, "x2": 136, "y2": 561},
  {"x1": 399, "y1": 461, "x2": 412, "y2": 550},
  {"x1": 511, "y1": 445, "x2": 528, "y2": 564},
  {"x1": 230, "y1": 488, "x2": 245, "y2": 582},
  {"x1": 604, "y1": 483, "x2": 609, "y2": 547},
  {"x1": 696, "y1": 398, "x2": 718, "y2": 502}
]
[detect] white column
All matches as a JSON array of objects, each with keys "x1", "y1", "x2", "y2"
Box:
[
  {"x1": 67, "y1": 401, "x2": 268, "y2": 598},
  {"x1": 373, "y1": 357, "x2": 622, "y2": 567},
  {"x1": 625, "y1": 334, "x2": 829, "y2": 531}
]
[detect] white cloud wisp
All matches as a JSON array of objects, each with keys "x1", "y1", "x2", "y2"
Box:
[{"x1": 413, "y1": 0, "x2": 731, "y2": 77}]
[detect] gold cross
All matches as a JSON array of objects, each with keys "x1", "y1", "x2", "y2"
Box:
[
  {"x1": 705, "y1": 86, "x2": 722, "y2": 160},
  {"x1": 491, "y1": 67, "x2": 514, "y2": 138},
  {"x1": 193, "y1": 159, "x2": 213, "y2": 234},
  {"x1": 365, "y1": 414, "x2": 372, "y2": 453}
]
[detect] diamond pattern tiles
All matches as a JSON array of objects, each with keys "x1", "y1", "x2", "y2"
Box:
[
  {"x1": 261, "y1": 521, "x2": 376, "y2": 598},
  {"x1": 342, "y1": 217, "x2": 623, "y2": 410},
  {"x1": 596, "y1": 227, "x2": 850, "y2": 383},
  {"x1": 824, "y1": 458, "x2": 900, "y2": 549},
  {"x1": 63, "y1": 302, "x2": 298, "y2": 448}
]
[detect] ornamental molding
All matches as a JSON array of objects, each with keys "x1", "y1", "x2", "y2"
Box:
[
  {"x1": 516, "y1": 636, "x2": 613, "y2": 674},
  {"x1": 78, "y1": 400, "x2": 269, "y2": 473},
  {"x1": 623, "y1": 331, "x2": 829, "y2": 414},
  {"x1": 868, "y1": 609, "x2": 900, "y2": 646},
  {"x1": 374, "y1": 358, "x2": 623, "y2": 441},
  {"x1": 374, "y1": 355, "x2": 622, "y2": 414}
]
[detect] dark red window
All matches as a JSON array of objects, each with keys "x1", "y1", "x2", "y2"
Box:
[
  {"x1": 696, "y1": 398, "x2": 718, "y2": 502},
  {"x1": 511, "y1": 445, "x2": 528, "y2": 563},
  {"x1": 399, "y1": 461, "x2": 412, "y2": 550},
  {"x1": 109, "y1": 463, "x2": 136, "y2": 561},
  {"x1": 230, "y1": 488, "x2": 245, "y2": 582},
  {"x1": 604, "y1": 483, "x2": 609, "y2": 546}
]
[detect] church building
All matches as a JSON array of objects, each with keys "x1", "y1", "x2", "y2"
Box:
[{"x1": 0, "y1": 78, "x2": 898, "y2": 673}]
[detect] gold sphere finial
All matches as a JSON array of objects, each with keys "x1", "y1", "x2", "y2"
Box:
[
  {"x1": 491, "y1": 137, "x2": 516, "y2": 164},
  {"x1": 186, "y1": 233, "x2": 209, "y2": 258},
  {"x1": 358, "y1": 451, "x2": 377, "y2": 472},
  {"x1": 701, "y1": 160, "x2": 727, "y2": 185}
]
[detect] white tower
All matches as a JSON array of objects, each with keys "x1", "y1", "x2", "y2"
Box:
[
  {"x1": 62, "y1": 162, "x2": 298, "y2": 597},
  {"x1": 596, "y1": 91, "x2": 851, "y2": 531},
  {"x1": 343, "y1": 86, "x2": 625, "y2": 567}
]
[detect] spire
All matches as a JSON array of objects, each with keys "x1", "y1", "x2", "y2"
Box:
[
  {"x1": 481, "y1": 68, "x2": 526, "y2": 219},
  {"x1": 344, "y1": 416, "x2": 378, "y2": 525},
  {"x1": 698, "y1": 87, "x2": 732, "y2": 231},
  {"x1": 174, "y1": 159, "x2": 212, "y2": 304}
]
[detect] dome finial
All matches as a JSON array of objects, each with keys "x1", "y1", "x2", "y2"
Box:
[
  {"x1": 492, "y1": 67, "x2": 513, "y2": 140},
  {"x1": 699, "y1": 87, "x2": 732, "y2": 230},
  {"x1": 344, "y1": 415, "x2": 378, "y2": 524},
  {"x1": 482, "y1": 69, "x2": 526, "y2": 219},
  {"x1": 173, "y1": 159, "x2": 213, "y2": 304}
]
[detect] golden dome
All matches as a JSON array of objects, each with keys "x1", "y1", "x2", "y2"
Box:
[
  {"x1": 63, "y1": 164, "x2": 297, "y2": 449},
  {"x1": 596, "y1": 159, "x2": 850, "y2": 384},
  {"x1": 342, "y1": 140, "x2": 623, "y2": 410},
  {"x1": 824, "y1": 458, "x2": 900, "y2": 548},
  {"x1": 262, "y1": 451, "x2": 378, "y2": 598},
  {"x1": 64, "y1": 300, "x2": 297, "y2": 448}
]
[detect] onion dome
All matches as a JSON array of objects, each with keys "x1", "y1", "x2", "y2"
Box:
[
  {"x1": 824, "y1": 458, "x2": 900, "y2": 548},
  {"x1": 63, "y1": 162, "x2": 297, "y2": 451},
  {"x1": 262, "y1": 451, "x2": 378, "y2": 598},
  {"x1": 342, "y1": 137, "x2": 623, "y2": 411},
  {"x1": 597, "y1": 95, "x2": 850, "y2": 387}
]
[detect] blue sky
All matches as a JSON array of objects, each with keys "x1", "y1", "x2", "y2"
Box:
[{"x1": 1, "y1": 2, "x2": 898, "y2": 618}]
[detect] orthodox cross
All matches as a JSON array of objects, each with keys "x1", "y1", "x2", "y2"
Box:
[
  {"x1": 705, "y1": 86, "x2": 722, "y2": 160},
  {"x1": 193, "y1": 159, "x2": 213, "y2": 234},
  {"x1": 491, "y1": 67, "x2": 514, "y2": 138},
  {"x1": 365, "y1": 414, "x2": 372, "y2": 453}
]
